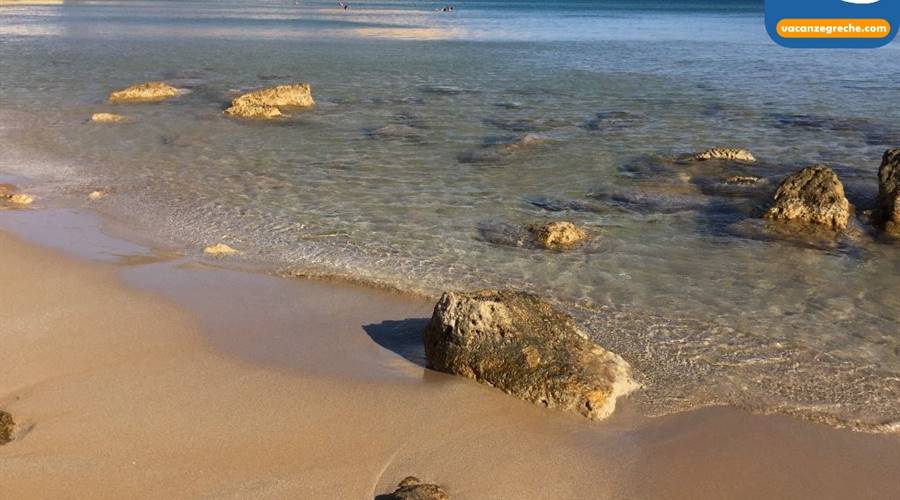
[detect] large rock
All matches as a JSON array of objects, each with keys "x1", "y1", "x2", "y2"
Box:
[
  {"x1": 90, "y1": 112, "x2": 125, "y2": 123},
  {"x1": 224, "y1": 83, "x2": 315, "y2": 119},
  {"x1": 764, "y1": 165, "x2": 851, "y2": 230},
  {"x1": 528, "y1": 221, "x2": 586, "y2": 249},
  {"x1": 877, "y1": 148, "x2": 900, "y2": 234},
  {"x1": 423, "y1": 290, "x2": 638, "y2": 420},
  {"x1": 108, "y1": 81, "x2": 179, "y2": 103},
  {"x1": 0, "y1": 410, "x2": 13, "y2": 445},
  {"x1": 379, "y1": 477, "x2": 449, "y2": 500}
]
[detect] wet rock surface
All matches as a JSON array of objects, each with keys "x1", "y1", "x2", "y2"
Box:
[
  {"x1": 90, "y1": 112, "x2": 125, "y2": 123},
  {"x1": 764, "y1": 165, "x2": 851, "y2": 230},
  {"x1": 377, "y1": 477, "x2": 449, "y2": 500},
  {"x1": 528, "y1": 221, "x2": 586, "y2": 249},
  {"x1": 683, "y1": 148, "x2": 757, "y2": 163},
  {"x1": 457, "y1": 134, "x2": 549, "y2": 164},
  {"x1": 877, "y1": 148, "x2": 900, "y2": 234},
  {"x1": 108, "y1": 81, "x2": 179, "y2": 103},
  {"x1": 224, "y1": 83, "x2": 315, "y2": 119},
  {"x1": 423, "y1": 290, "x2": 638, "y2": 420}
]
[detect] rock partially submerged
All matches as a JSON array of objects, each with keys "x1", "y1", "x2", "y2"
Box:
[
  {"x1": 764, "y1": 165, "x2": 851, "y2": 230},
  {"x1": 877, "y1": 148, "x2": 900, "y2": 234},
  {"x1": 685, "y1": 148, "x2": 757, "y2": 163},
  {"x1": 3, "y1": 191, "x2": 35, "y2": 205},
  {"x1": 88, "y1": 190, "x2": 107, "y2": 201},
  {"x1": 203, "y1": 243, "x2": 237, "y2": 256},
  {"x1": 108, "y1": 81, "x2": 179, "y2": 103},
  {"x1": 0, "y1": 410, "x2": 13, "y2": 445},
  {"x1": 90, "y1": 112, "x2": 125, "y2": 123},
  {"x1": 528, "y1": 221, "x2": 586, "y2": 249},
  {"x1": 224, "y1": 83, "x2": 315, "y2": 119},
  {"x1": 379, "y1": 477, "x2": 449, "y2": 500},
  {"x1": 423, "y1": 290, "x2": 638, "y2": 420}
]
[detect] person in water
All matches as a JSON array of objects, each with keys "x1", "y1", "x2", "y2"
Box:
[{"x1": 338, "y1": 2, "x2": 349, "y2": 10}]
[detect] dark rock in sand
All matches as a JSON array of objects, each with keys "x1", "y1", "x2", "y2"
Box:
[
  {"x1": 764, "y1": 165, "x2": 851, "y2": 230},
  {"x1": 379, "y1": 476, "x2": 449, "y2": 500},
  {"x1": 423, "y1": 290, "x2": 638, "y2": 420},
  {"x1": 0, "y1": 410, "x2": 14, "y2": 445},
  {"x1": 877, "y1": 148, "x2": 900, "y2": 235}
]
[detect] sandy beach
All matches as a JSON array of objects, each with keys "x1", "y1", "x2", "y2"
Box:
[{"x1": 1, "y1": 206, "x2": 898, "y2": 499}]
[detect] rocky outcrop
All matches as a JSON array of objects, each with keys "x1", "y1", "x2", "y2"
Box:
[
  {"x1": 3, "y1": 192, "x2": 34, "y2": 205},
  {"x1": 0, "y1": 410, "x2": 13, "y2": 445},
  {"x1": 423, "y1": 290, "x2": 638, "y2": 420},
  {"x1": 203, "y1": 243, "x2": 237, "y2": 256},
  {"x1": 379, "y1": 477, "x2": 449, "y2": 500},
  {"x1": 108, "y1": 81, "x2": 179, "y2": 103},
  {"x1": 90, "y1": 112, "x2": 125, "y2": 123},
  {"x1": 764, "y1": 165, "x2": 851, "y2": 230},
  {"x1": 528, "y1": 221, "x2": 586, "y2": 249},
  {"x1": 687, "y1": 148, "x2": 757, "y2": 163},
  {"x1": 877, "y1": 148, "x2": 900, "y2": 234},
  {"x1": 224, "y1": 84, "x2": 315, "y2": 119}
]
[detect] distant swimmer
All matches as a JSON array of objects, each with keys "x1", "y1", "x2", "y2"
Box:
[
  {"x1": 338, "y1": 2, "x2": 349, "y2": 10},
  {"x1": 438, "y1": 5, "x2": 454, "y2": 12}
]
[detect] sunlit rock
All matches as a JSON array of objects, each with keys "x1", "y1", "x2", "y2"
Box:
[
  {"x1": 0, "y1": 410, "x2": 13, "y2": 445},
  {"x1": 224, "y1": 83, "x2": 315, "y2": 119},
  {"x1": 108, "y1": 81, "x2": 179, "y2": 103},
  {"x1": 528, "y1": 221, "x2": 586, "y2": 249},
  {"x1": 203, "y1": 243, "x2": 237, "y2": 256},
  {"x1": 90, "y1": 112, "x2": 125, "y2": 123},
  {"x1": 424, "y1": 290, "x2": 639, "y2": 420},
  {"x1": 687, "y1": 148, "x2": 757, "y2": 163},
  {"x1": 764, "y1": 165, "x2": 851, "y2": 230},
  {"x1": 380, "y1": 476, "x2": 449, "y2": 500}
]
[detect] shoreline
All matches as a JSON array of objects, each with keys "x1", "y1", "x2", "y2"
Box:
[{"x1": 1, "y1": 192, "x2": 900, "y2": 498}]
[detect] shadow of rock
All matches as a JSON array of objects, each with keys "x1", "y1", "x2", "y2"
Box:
[{"x1": 363, "y1": 318, "x2": 430, "y2": 367}]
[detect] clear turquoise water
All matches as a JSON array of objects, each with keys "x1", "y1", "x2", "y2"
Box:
[{"x1": 1, "y1": 0, "x2": 898, "y2": 431}]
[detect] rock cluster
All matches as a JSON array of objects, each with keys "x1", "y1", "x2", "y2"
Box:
[
  {"x1": 423, "y1": 290, "x2": 638, "y2": 420},
  {"x1": 877, "y1": 148, "x2": 900, "y2": 234},
  {"x1": 108, "y1": 81, "x2": 179, "y2": 103},
  {"x1": 764, "y1": 165, "x2": 851, "y2": 230},
  {"x1": 380, "y1": 477, "x2": 449, "y2": 500},
  {"x1": 224, "y1": 84, "x2": 315, "y2": 119}
]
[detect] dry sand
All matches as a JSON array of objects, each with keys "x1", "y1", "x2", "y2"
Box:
[{"x1": 0, "y1": 209, "x2": 898, "y2": 499}]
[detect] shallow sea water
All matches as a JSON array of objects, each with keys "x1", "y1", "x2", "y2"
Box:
[{"x1": 1, "y1": 0, "x2": 898, "y2": 431}]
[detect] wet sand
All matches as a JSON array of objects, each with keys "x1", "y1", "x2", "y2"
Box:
[{"x1": 0, "y1": 207, "x2": 899, "y2": 499}]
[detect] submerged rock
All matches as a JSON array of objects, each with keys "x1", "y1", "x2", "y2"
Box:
[
  {"x1": 0, "y1": 410, "x2": 13, "y2": 445},
  {"x1": 457, "y1": 134, "x2": 548, "y2": 164},
  {"x1": 224, "y1": 83, "x2": 315, "y2": 119},
  {"x1": 877, "y1": 148, "x2": 900, "y2": 235},
  {"x1": 764, "y1": 165, "x2": 851, "y2": 230},
  {"x1": 90, "y1": 112, "x2": 125, "y2": 123},
  {"x1": 685, "y1": 148, "x2": 757, "y2": 163},
  {"x1": 423, "y1": 290, "x2": 638, "y2": 420},
  {"x1": 6, "y1": 193, "x2": 35, "y2": 205},
  {"x1": 380, "y1": 477, "x2": 449, "y2": 500},
  {"x1": 108, "y1": 81, "x2": 179, "y2": 103},
  {"x1": 528, "y1": 221, "x2": 586, "y2": 249},
  {"x1": 368, "y1": 123, "x2": 422, "y2": 140},
  {"x1": 203, "y1": 243, "x2": 237, "y2": 256},
  {"x1": 583, "y1": 110, "x2": 644, "y2": 132}
]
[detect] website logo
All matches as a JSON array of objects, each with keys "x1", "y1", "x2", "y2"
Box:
[{"x1": 766, "y1": 0, "x2": 898, "y2": 48}]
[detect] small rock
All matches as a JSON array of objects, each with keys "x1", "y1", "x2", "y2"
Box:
[
  {"x1": 528, "y1": 221, "x2": 586, "y2": 249},
  {"x1": 108, "y1": 81, "x2": 179, "y2": 103},
  {"x1": 7, "y1": 193, "x2": 35, "y2": 205},
  {"x1": 88, "y1": 190, "x2": 107, "y2": 201},
  {"x1": 877, "y1": 148, "x2": 900, "y2": 234},
  {"x1": 423, "y1": 290, "x2": 639, "y2": 420},
  {"x1": 225, "y1": 83, "x2": 315, "y2": 119},
  {"x1": 90, "y1": 112, "x2": 125, "y2": 123},
  {"x1": 725, "y1": 175, "x2": 765, "y2": 186},
  {"x1": 203, "y1": 243, "x2": 237, "y2": 256},
  {"x1": 0, "y1": 410, "x2": 13, "y2": 445},
  {"x1": 688, "y1": 148, "x2": 757, "y2": 163},
  {"x1": 380, "y1": 477, "x2": 449, "y2": 500},
  {"x1": 764, "y1": 165, "x2": 851, "y2": 230}
]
